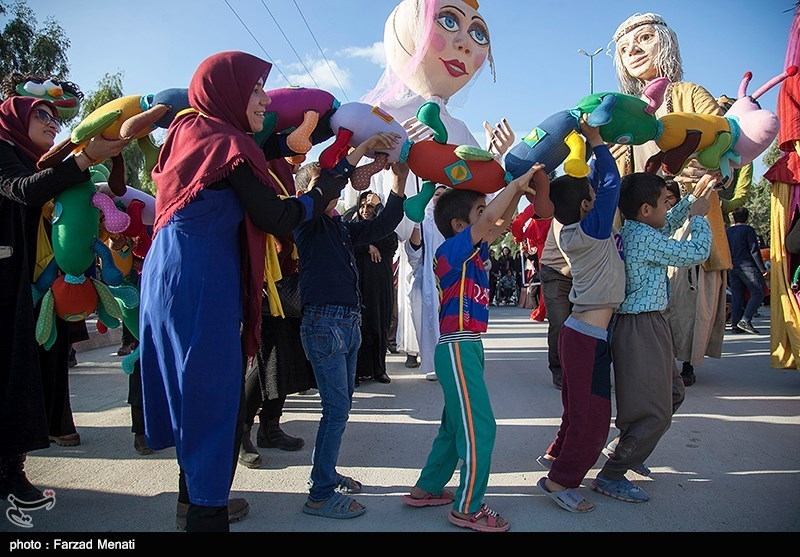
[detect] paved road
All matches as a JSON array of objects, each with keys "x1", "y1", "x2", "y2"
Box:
[{"x1": 2, "y1": 306, "x2": 798, "y2": 536}]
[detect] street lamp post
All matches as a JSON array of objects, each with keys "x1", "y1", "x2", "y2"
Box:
[{"x1": 578, "y1": 47, "x2": 603, "y2": 95}]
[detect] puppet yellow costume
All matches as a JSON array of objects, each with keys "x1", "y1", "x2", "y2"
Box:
[{"x1": 765, "y1": 7, "x2": 800, "y2": 369}]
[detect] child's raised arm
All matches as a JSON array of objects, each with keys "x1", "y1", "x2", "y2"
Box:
[
  {"x1": 579, "y1": 118, "x2": 621, "y2": 240},
  {"x1": 472, "y1": 164, "x2": 543, "y2": 246},
  {"x1": 345, "y1": 132, "x2": 402, "y2": 168},
  {"x1": 389, "y1": 162, "x2": 409, "y2": 198}
]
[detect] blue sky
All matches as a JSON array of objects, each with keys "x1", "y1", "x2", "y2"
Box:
[{"x1": 22, "y1": 0, "x2": 797, "y2": 179}]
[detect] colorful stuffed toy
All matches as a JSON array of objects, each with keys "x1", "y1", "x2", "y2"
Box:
[
  {"x1": 403, "y1": 102, "x2": 552, "y2": 222},
  {"x1": 647, "y1": 67, "x2": 798, "y2": 182},
  {"x1": 259, "y1": 86, "x2": 338, "y2": 156},
  {"x1": 310, "y1": 98, "x2": 552, "y2": 222},
  {"x1": 33, "y1": 166, "x2": 131, "y2": 349},
  {"x1": 100, "y1": 184, "x2": 153, "y2": 374},
  {"x1": 36, "y1": 90, "x2": 186, "y2": 185},
  {"x1": 506, "y1": 77, "x2": 670, "y2": 180},
  {"x1": 8, "y1": 75, "x2": 84, "y2": 121},
  {"x1": 320, "y1": 101, "x2": 410, "y2": 190}
]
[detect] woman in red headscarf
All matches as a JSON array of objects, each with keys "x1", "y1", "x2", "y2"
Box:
[
  {"x1": 139, "y1": 51, "x2": 345, "y2": 532},
  {"x1": 0, "y1": 97, "x2": 126, "y2": 500}
]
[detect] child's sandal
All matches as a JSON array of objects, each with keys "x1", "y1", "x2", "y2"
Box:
[{"x1": 448, "y1": 504, "x2": 510, "y2": 532}]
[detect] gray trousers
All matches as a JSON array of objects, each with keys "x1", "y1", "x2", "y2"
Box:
[
  {"x1": 539, "y1": 265, "x2": 573, "y2": 380},
  {"x1": 601, "y1": 312, "x2": 685, "y2": 480}
]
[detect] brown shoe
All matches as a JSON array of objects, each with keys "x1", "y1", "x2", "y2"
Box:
[
  {"x1": 49, "y1": 433, "x2": 80, "y2": 447},
  {"x1": 175, "y1": 498, "x2": 250, "y2": 531}
]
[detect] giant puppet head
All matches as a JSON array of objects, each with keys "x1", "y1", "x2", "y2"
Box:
[
  {"x1": 373, "y1": 0, "x2": 494, "y2": 103},
  {"x1": 612, "y1": 13, "x2": 684, "y2": 96}
]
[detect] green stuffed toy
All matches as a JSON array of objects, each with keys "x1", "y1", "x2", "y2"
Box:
[
  {"x1": 6, "y1": 74, "x2": 84, "y2": 122},
  {"x1": 33, "y1": 166, "x2": 134, "y2": 350}
]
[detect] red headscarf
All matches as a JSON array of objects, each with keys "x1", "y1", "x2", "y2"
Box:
[
  {"x1": 0, "y1": 96, "x2": 58, "y2": 163},
  {"x1": 152, "y1": 51, "x2": 279, "y2": 357}
]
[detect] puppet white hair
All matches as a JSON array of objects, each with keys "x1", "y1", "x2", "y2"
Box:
[{"x1": 610, "y1": 13, "x2": 684, "y2": 96}]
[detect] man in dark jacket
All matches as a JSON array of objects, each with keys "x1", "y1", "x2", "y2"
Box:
[{"x1": 726, "y1": 207, "x2": 768, "y2": 334}]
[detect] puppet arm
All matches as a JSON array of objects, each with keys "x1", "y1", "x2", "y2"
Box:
[{"x1": 720, "y1": 163, "x2": 753, "y2": 215}]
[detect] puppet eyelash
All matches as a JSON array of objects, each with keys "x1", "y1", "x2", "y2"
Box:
[
  {"x1": 469, "y1": 23, "x2": 490, "y2": 46},
  {"x1": 437, "y1": 9, "x2": 461, "y2": 32}
]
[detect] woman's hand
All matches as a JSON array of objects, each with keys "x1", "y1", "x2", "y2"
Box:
[
  {"x1": 86, "y1": 136, "x2": 130, "y2": 161},
  {"x1": 75, "y1": 136, "x2": 131, "y2": 171},
  {"x1": 369, "y1": 245, "x2": 382, "y2": 263}
]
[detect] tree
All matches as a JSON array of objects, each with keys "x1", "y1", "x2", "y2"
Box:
[
  {"x1": 0, "y1": 1, "x2": 70, "y2": 79},
  {"x1": 744, "y1": 141, "x2": 781, "y2": 246},
  {"x1": 78, "y1": 72, "x2": 154, "y2": 194}
]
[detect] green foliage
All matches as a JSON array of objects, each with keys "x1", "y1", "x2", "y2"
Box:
[
  {"x1": 744, "y1": 177, "x2": 771, "y2": 245},
  {"x1": 77, "y1": 72, "x2": 150, "y2": 191},
  {"x1": 0, "y1": 1, "x2": 70, "y2": 79}
]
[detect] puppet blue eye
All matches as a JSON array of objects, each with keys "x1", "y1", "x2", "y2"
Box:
[
  {"x1": 437, "y1": 15, "x2": 459, "y2": 32},
  {"x1": 470, "y1": 28, "x2": 488, "y2": 45}
]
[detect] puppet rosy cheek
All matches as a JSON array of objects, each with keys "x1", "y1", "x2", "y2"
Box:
[
  {"x1": 430, "y1": 33, "x2": 447, "y2": 52},
  {"x1": 474, "y1": 53, "x2": 486, "y2": 69}
]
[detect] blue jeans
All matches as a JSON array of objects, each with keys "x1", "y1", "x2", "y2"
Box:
[
  {"x1": 300, "y1": 305, "x2": 362, "y2": 502},
  {"x1": 730, "y1": 263, "x2": 766, "y2": 325}
]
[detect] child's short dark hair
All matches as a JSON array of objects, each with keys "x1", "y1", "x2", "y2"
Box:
[
  {"x1": 434, "y1": 188, "x2": 484, "y2": 238},
  {"x1": 294, "y1": 162, "x2": 321, "y2": 194},
  {"x1": 732, "y1": 206, "x2": 749, "y2": 224},
  {"x1": 549, "y1": 175, "x2": 592, "y2": 225},
  {"x1": 618, "y1": 172, "x2": 667, "y2": 220}
]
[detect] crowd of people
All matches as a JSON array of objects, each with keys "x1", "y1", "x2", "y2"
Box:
[{"x1": 0, "y1": 1, "x2": 779, "y2": 534}]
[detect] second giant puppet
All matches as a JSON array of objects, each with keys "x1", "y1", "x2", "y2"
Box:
[
  {"x1": 765, "y1": 7, "x2": 800, "y2": 369},
  {"x1": 363, "y1": 0, "x2": 507, "y2": 377},
  {"x1": 611, "y1": 13, "x2": 730, "y2": 379}
]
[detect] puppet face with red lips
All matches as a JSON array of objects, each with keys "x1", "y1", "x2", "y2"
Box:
[{"x1": 389, "y1": 0, "x2": 491, "y2": 100}]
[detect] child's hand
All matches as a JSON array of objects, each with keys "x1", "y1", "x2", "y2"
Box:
[
  {"x1": 360, "y1": 132, "x2": 402, "y2": 153},
  {"x1": 484, "y1": 118, "x2": 515, "y2": 158},
  {"x1": 579, "y1": 115, "x2": 603, "y2": 147},
  {"x1": 508, "y1": 164, "x2": 544, "y2": 197},
  {"x1": 390, "y1": 162, "x2": 409, "y2": 181},
  {"x1": 402, "y1": 117, "x2": 434, "y2": 142},
  {"x1": 389, "y1": 162, "x2": 410, "y2": 197}
]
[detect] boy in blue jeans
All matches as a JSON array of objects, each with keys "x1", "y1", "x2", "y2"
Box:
[
  {"x1": 293, "y1": 133, "x2": 406, "y2": 519},
  {"x1": 535, "y1": 119, "x2": 624, "y2": 513},
  {"x1": 592, "y1": 172, "x2": 714, "y2": 503},
  {"x1": 401, "y1": 164, "x2": 544, "y2": 533}
]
